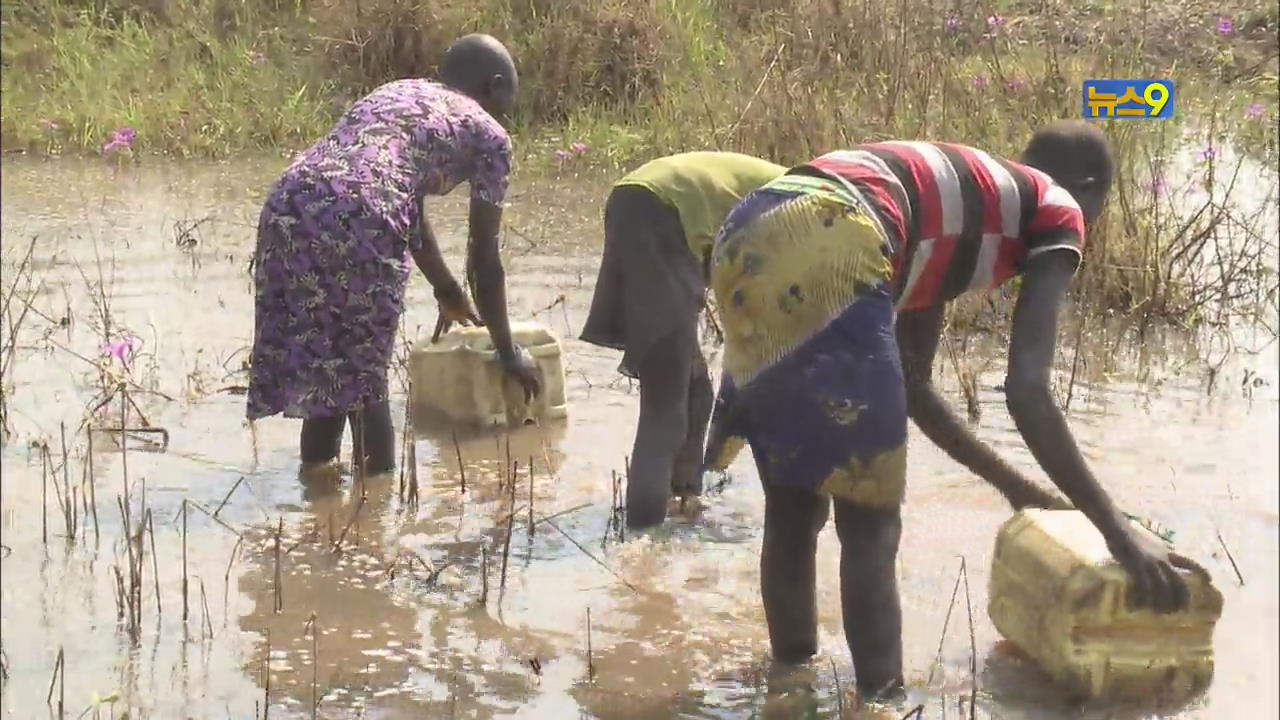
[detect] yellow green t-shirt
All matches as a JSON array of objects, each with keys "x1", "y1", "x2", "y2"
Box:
[{"x1": 614, "y1": 151, "x2": 788, "y2": 262}]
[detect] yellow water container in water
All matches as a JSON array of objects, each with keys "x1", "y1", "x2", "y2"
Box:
[
  {"x1": 409, "y1": 321, "x2": 568, "y2": 429},
  {"x1": 988, "y1": 509, "x2": 1223, "y2": 703}
]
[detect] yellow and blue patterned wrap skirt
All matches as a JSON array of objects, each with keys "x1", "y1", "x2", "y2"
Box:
[{"x1": 707, "y1": 171, "x2": 908, "y2": 508}]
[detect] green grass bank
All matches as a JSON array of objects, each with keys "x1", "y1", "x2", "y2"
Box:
[{"x1": 2, "y1": 0, "x2": 1278, "y2": 324}]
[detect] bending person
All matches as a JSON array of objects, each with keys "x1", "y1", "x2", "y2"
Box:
[
  {"x1": 247, "y1": 34, "x2": 540, "y2": 481},
  {"x1": 581, "y1": 151, "x2": 786, "y2": 527},
  {"x1": 703, "y1": 122, "x2": 1205, "y2": 700}
]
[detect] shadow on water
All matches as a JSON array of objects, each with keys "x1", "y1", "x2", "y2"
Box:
[{"x1": 0, "y1": 155, "x2": 1276, "y2": 719}]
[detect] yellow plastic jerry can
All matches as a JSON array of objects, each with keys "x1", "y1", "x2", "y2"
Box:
[
  {"x1": 409, "y1": 321, "x2": 568, "y2": 429},
  {"x1": 988, "y1": 509, "x2": 1223, "y2": 703}
]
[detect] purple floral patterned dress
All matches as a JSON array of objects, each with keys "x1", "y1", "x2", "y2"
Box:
[{"x1": 246, "y1": 79, "x2": 512, "y2": 421}]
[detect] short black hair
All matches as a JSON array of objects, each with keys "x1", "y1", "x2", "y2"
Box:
[{"x1": 1021, "y1": 120, "x2": 1115, "y2": 199}]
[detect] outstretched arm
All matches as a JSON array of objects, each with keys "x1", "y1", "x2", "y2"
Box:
[
  {"x1": 1003, "y1": 250, "x2": 1127, "y2": 527},
  {"x1": 466, "y1": 197, "x2": 541, "y2": 401},
  {"x1": 411, "y1": 213, "x2": 482, "y2": 341},
  {"x1": 466, "y1": 198, "x2": 519, "y2": 364},
  {"x1": 411, "y1": 214, "x2": 465, "y2": 297},
  {"x1": 896, "y1": 306, "x2": 1070, "y2": 510},
  {"x1": 1006, "y1": 247, "x2": 1196, "y2": 612}
]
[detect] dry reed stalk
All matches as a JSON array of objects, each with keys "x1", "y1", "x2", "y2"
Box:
[
  {"x1": 1062, "y1": 304, "x2": 1089, "y2": 414},
  {"x1": 542, "y1": 515, "x2": 640, "y2": 593},
  {"x1": 479, "y1": 545, "x2": 490, "y2": 606},
  {"x1": 112, "y1": 565, "x2": 126, "y2": 621},
  {"x1": 116, "y1": 496, "x2": 140, "y2": 640},
  {"x1": 407, "y1": 429, "x2": 419, "y2": 509},
  {"x1": 182, "y1": 500, "x2": 189, "y2": 623},
  {"x1": 45, "y1": 646, "x2": 64, "y2": 717},
  {"x1": 621, "y1": 457, "x2": 630, "y2": 541},
  {"x1": 224, "y1": 535, "x2": 244, "y2": 625},
  {"x1": 586, "y1": 607, "x2": 594, "y2": 683},
  {"x1": 86, "y1": 425, "x2": 99, "y2": 542},
  {"x1": 273, "y1": 518, "x2": 284, "y2": 613},
  {"x1": 200, "y1": 578, "x2": 214, "y2": 640},
  {"x1": 1216, "y1": 528, "x2": 1246, "y2": 585},
  {"x1": 308, "y1": 613, "x2": 320, "y2": 719},
  {"x1": 120, "y1": 386, "x2": 129, "y2": 512},
  {"x1": 605, "y1": 470, "x2": 620, "y2": 549},
  {"x1": 452, "y1": 430, "x2": 466, "y2": 494},
  {"x1": 262, "y1": 628, "x2": 271, "y2": 720},
  {"x1": 961, "y1": 557, "x2": 977, "y2": 720},
  {"x1": 499, "y1": 466, "x2": 517, "y2": 592},
  {"x1": 283, "y1": 523, "x2": 320, "y2": 556},
  {"x1": 146, "y1": 510, "x2": 161, "y2": 618},
  {"x1": 399, "y1": 386, "x2": 411, "y2": 503},
  {"x1": 331, "y1": 494, "x2": 367, "y2": 554},
  {"x1": 59, "y1": 423, "x2": 75, "y2": 541},
  {"x1": 187, "y1": 501, "x2": 243, "y2": 538},
  {"x1": 927, "y1": 559, "x2": 966, "y2": 687},
  {"x1": 41, "y1": 442, "x2": 48, "y2": 545},
  {"x1": 212, "y1": 475, "x2": 245, "y2": 518},
  {"x1": 42, "y1": 444, "x2": 67, "y2": 540},
  {"x1": 527, "y1": 455, "x2": 535, "y2": 538},
  {"x1": 503, "y1": 432, "x2": 513, "y2": 494},
  {"x1": 78, "y1": 457, "x2": 89, "y2": 535},
  {"x1": 830, "y1": 658, "x2": 844, "y2": 718}
]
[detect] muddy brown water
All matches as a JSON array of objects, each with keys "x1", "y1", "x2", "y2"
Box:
[{"x1": 0, "y1": 157, "x2": 1276, "y2": 719}]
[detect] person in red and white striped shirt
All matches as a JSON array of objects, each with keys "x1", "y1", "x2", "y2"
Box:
[{"x1": 703, "y1": 120, "x2": 1207, "y2": 701}]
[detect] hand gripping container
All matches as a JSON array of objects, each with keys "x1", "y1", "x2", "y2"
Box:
[
  {"x1": 988, "y1": 509, "x2": 1223, "y2": 703},
  {"x1": 409, "y1": 321, "x2": 568, "y2": 429}
]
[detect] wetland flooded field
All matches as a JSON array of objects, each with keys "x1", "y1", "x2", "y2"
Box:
[{"x1": 0, "y1": 157, "x2": 1277, "y2": 719}]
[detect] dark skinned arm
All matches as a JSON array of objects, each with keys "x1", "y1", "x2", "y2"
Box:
[
  {"x1": 466, "y1": 198, "x2": 520, "y2": 365},
  {"x1": 1003, "y1": 248, "x2": 1197, "y2": 611},
  {"x1": 896, "y1": 305, "x2": 1071, "y2": 510},
  {"x1": 1001, "y1": 249, "x2": 1135, "y2": 531},
  {"x1": 410, "y1": 213, "x2": 464, "y2": 298}
]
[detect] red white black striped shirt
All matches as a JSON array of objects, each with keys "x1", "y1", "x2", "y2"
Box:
[{"x1": 802, "y1": 142, "x2": 1087, "y2": 312}]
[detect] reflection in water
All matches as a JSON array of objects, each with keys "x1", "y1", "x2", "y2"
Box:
[{"x1": 0, "y1": 157, "x2": 1276, "y2": 719}]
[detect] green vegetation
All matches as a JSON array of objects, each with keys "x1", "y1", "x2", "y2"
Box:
[{"x1": 2, "y1": 0, "x2": 1278, "y2": 324}]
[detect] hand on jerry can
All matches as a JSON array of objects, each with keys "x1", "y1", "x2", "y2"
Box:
[
  {"x1": 1106, "y1": 520, "x2": 1212, "y2": 614},
  {"x1": 502, "y1": 346, "x2": 542, "y2": 404},
  {"x1": 432, "y1": 286, "x2": 483, "y2": 342}
]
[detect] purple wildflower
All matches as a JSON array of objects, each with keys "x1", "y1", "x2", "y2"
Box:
[
  {"x1": 570, "y1": 141, "x2": 589, "y2": 156},
  {"x1": 100, "y1": 332, "x2": 142, "y2": 370},
  {"x1": 1199, "y1": 145, "x2": 1217, "y2": 162},
  {"x1": 101, "y1": 127, "x2": 136, "y2": 154},
  {"x1": 553, "y1": 149, "x2": 571, "y2": 164},
  {"x1": 1006, "y1": 78, "x2": 1029, "y2": 93},
  {"x1": 1149, "y1": 175, "x2": 1168, "y2": 195},
  {"x1": 1246, "y1": 102, "x2": 1266, "y2": 118},
  {"x1": 1216, "y1": 17, "x2": 1233, "y2": 35},
  {"x1": 945, "y1": 16, "x2": 961, "y2": 33},
  {"x1": 987, "y1": 14, "x2": 1007, "y2": 29},
  {"x1": 972, "y1": 75, "x2": 991, "y2": 90}
]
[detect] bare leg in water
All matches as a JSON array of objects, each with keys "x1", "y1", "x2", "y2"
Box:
[
  {"x1": 299, "y1": 396, "x2": 396, "y2": 477},
  {"x1": 758, "y1": 474, "x2": 905, "y2": 700},
  {"x1": 759, "y1": 482, "x2": 830, "y2": 663},
  {"x1": 627, "y1": 323, "x2": 698, "y2": 527},
  {"x1": 671, "y1": 346, "x2": 714, "y2": 497},
  {"x1": 833, "y1": 498, "x2": 905, "y2": 699}
]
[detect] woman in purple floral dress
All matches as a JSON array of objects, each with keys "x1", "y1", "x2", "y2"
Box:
[{"x1": 247, "y1": 34, "x2": 541, "y2": 478}]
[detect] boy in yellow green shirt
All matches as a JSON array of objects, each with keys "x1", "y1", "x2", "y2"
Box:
[{"x1": 581, "y1": 151, "x2": 787, "y2": 527}]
